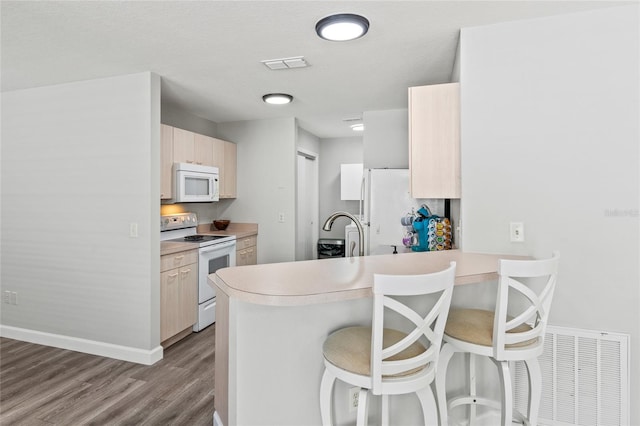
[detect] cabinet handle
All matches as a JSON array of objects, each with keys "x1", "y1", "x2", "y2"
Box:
[
  {"x1": 174, "y1": 255, "x2": 184, "y2": 261},
  {"x1": 168, "y1": 273, "x2": 179, "y2": 278},
  {"x1": 181, "y1": 268, "x2": 191, "y2": 274}
]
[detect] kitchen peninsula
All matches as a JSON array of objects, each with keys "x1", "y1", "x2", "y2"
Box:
[{"x1": 211, "y1": 250, "x2": 525, "y2": 426}]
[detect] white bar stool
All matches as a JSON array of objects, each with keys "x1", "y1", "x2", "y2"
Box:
[
  {"x1": 319, "y1": 262, "x2": 456, "y2": 426},
  {"x1": 435, "y1": 252, "x2": 559, "y2": 426}
]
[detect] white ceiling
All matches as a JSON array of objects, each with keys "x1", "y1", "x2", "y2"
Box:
[{"x1": 1, "y1": 1, "x2": 632, "y2": 138}]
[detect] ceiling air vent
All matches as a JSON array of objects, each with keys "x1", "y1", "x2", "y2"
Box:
[{"x1": 261, "y1": 56, "x2": 309, "y2": 70}]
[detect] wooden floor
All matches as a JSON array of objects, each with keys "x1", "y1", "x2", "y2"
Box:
[{"x1": 0, "y1": 325, "x2": 216, "y2": 425}]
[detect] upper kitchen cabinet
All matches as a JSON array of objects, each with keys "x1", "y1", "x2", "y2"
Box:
[
  {"x1": 172, "y1": 127, "x2": 194, "y2": 164},
  {"x1": 161, "y1": 124, "x2": 174, "y2": 200},
  {"x1": 172, "y1": 127, "x2": 213, "y2": 166},
  {"x1": 160, "y1": 124, "x2": 237, "y2": 200},
  {"x1": 408, "y1": 83, "x2": 461, "y2": 199},
  {"x1": 194, "y1": 134, "x2": 214, "y2": 167},
  {"x1": 211, "y1": 138, "x2": 237, "y2": 199},
  {"x1": 223, "y1": 141, "x2": 237, "y2": 198}
]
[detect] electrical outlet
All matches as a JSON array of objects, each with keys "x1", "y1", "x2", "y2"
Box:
[
  {"x1": 278, "y1": 213, "x2": 285, "y2": 223},
  {"x1": 510, "y1": 222, "x2": 524, "y2": 242},
  {"x1": 348, "y1": 387, "x2": 359, "y2": 413},
  {"x1": 3, "y1": 291, "x2": 10, "y2": 304}
]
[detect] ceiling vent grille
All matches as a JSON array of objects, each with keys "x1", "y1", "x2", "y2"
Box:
[{"x1": 261, "y1": 56, "x2": 308, "y2": 70}]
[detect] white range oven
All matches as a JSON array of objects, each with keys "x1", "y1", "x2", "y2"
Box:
[{"x1": 160, "y1": 212, "x2": 236, "y2": 331}]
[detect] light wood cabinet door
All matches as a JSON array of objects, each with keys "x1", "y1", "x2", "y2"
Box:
[
  {"x1": 160, "y1": 250, "x2": 198, "y2": 272},
  {"x1": 211, "y1": 138, "x2": 237, "y2": 199},
  {"x1": 236, "y1": 235, "x2": 257, "y2": 266},
  {"x1": 160, "y1": 124, "x2": 173, "y2": 200},
  {"x1": 194, "y1": 133, "x2": 214, "y2": 166},
  {"x1": 211, "y1": 138, "x2": 225, "y2": 170},
  {"x1": 236, "y1": 249, "x2": 247, "y2": 267},
  {"x1": 408, "y1": 83, "x2": 461, "y2": 199},
  {"x1": 160, "y1": 251, "x2": 197, "y2": 342},
  {"x1": 223, "y1": 141, "x2": 237, "y2": 198},
  {"x1": 178, "y1": 265, "x2": 197, "y2": 331},
  {"x1": 172, "y1": 127, "x2": 195, "y2": 164},
  {"x1": 246, "y1": 246, "x2": 257, "y2": 265},
  {"x1": 160, "y1": 267, "x2": 182, "y2": 341}
]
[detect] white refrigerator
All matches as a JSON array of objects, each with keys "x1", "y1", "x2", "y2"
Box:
[{"x1": 346, "y1": 169, "x2": 444, "y2": 256}]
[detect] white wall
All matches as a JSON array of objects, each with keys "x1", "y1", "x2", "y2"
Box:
[
  {"x1": 161, "y1": 103, "x2": 218, "y2": 138},
  {"x1": 318, "y1": 137, "x2": 364, "y2": 239},
  {"x1": 1, "y1": 73, "x2": 162, "y2": 363},
  {"x1": 363, "y1": 109, "x2": 408, "y2": 169},
  {"x1": 460, "y1": 5, "x2": 639, "y2": 423},
  {"x1": 297, "y1": 126, "x2": 320, "y2": 154},
  {"x1": 217, "y1": 118, "x2": 297, "y2": 264}
]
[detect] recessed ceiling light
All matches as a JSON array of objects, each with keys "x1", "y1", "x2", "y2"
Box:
[
  {"x1": 262, "y1": 93, "x2": 293, "y2": 105},
  {"x1": 350, "y1": 124, "x2": 364, "y2": 132},
  {"x1": 315, "y1": 13, "x2": 370, "y2": 41}
]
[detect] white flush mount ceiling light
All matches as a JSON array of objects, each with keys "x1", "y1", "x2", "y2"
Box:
[
  {"x1": 350, "y1": 123, "x2": 364, "y2": 132},
  {"x1": 262, "y1": 93, "x2": 293, "y2": 105},
  {"x1": 315, "y1": 13, "x2": 370, "y2": 41}
]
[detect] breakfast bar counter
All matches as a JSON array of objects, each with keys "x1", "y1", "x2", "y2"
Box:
[{"x1": 210, "y1": 250, "x2": 525, "y2": 426}]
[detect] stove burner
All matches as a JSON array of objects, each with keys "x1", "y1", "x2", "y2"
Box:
[{"x1": 184, "y1": 235, "x2": 204, "y2": 241}]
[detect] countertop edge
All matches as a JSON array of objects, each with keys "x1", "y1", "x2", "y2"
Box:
[
  {"x1": 161, "y1": 223, "x2": 258, "y2": 255},
  {"x1": 211, "y1": 251, "x2": 528, "y2": 306},
  {"x1": 161, "y1": 243, "x2": 199, "y2": 256}
]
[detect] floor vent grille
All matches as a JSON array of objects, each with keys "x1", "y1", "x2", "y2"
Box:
[{"x1": 513, "y1": 325, "x2": 629, "y2": 426}]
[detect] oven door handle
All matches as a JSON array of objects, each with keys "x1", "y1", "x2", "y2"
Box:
[{"x1": 199, "y1": 240, "x2": 236, "y2": 254}]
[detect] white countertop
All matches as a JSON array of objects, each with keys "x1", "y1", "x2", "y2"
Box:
[{"x1": 212, "y1": 250, "x2": 527, "y2": 306}]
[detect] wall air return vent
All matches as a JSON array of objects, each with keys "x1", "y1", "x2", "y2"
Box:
[{"x1": 513, "y1": 325, "x2": 629, "y2": 426}]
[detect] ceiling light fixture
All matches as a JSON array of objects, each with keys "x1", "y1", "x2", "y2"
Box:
[
  {"x1": 262, "y1": 93, "x2": 293, "y2": 105},
  {"x1": 315, "y1": 13, "x2": 370, "y2": 41},
  {"x1": 350, "y1": 123, "x2": 365, "y2": 132}
]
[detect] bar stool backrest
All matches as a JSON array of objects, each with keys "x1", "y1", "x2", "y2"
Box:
[
  {"x1": 371, "y1": 261, "x2": 456, "y2": 395},
  {"x1": 494, "y1": 252, "x2": 560, "y2": 361}
]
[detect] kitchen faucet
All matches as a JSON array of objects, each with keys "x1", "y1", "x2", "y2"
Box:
[{"x1": 322, "y1": 211, "x2": 364, "y2": 257}]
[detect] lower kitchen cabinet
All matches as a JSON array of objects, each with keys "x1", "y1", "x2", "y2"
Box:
[
  {"x1": 160, "y1": 249, "x2": 198, "y2": 345},
  {"x1": 236, "y1": 235, "x2": 257, "y2": 266}
]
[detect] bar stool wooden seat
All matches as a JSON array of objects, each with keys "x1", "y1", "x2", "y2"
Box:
[
  {"x1": 320, "y1": 262, "x2": 456, "y2": 426},
  {"x1": 435, "y1": 252, "x2": 559, "y2": 426}
]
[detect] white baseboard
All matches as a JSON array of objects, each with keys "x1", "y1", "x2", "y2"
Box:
[{"x1": 0, "y1": 325, "x2": 163, "y2": 365}]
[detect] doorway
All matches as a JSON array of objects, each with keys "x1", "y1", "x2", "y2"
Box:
[{"x1": 296, "y1": 149, "x2": 319, "y2": 261}]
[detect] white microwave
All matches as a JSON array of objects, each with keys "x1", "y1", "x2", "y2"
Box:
[{"x1": 173, "y1": 163, "x2": 219, "y2": 203}]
